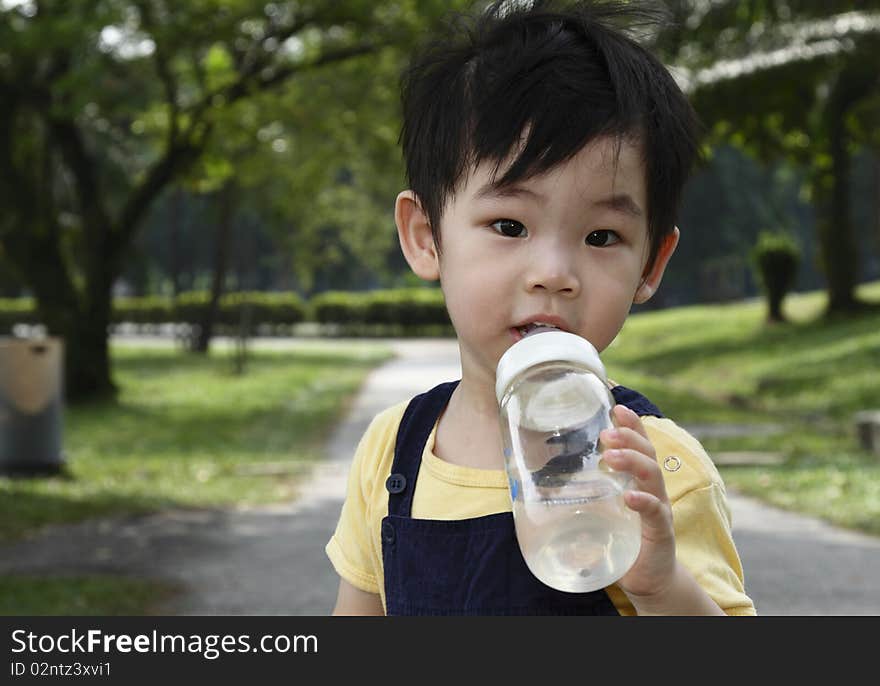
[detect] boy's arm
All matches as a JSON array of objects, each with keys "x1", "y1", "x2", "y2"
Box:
[
  {"x1": 601, "y1": 405, "x2": 728, "y2": 616},
  {"x1": 332, "y1": 579, "x2": 385, "y2": 616},
  {"x1": 624, "y1": 563, "x2": 725, "y2": 616}
]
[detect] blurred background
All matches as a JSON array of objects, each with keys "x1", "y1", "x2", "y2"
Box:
[{"x1": 0, "y1": 0, "x2": 878, "y2": 615}]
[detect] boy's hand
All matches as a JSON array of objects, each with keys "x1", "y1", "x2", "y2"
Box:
[{"x1": 599, "y1": 404, "x2": 677, "y2": 602}]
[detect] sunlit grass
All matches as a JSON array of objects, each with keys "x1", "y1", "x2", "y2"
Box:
[
  {"x1": 604, "y1": 281, "x2": 880, "y2": 535},
  {"x1": 2, "y1": 282, "x2": 878, "y2": 615},
  {"x1": 0, "y1": 574, "x2": 181, "y2": 615},
  {"x1": 0, "y1": 343, "x2": 392, "y2": 542}
]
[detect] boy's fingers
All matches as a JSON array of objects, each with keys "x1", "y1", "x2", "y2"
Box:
[
  {"x1": 603, "y1": 448, "x2": 666, "y2": 499},
  {"x1": 612, "y1": 404, "x2": 649, "y2": 439},
  {"x1": 600, "y1": 425, "x2": 655, "y2": 458},
  {"x1": 601, "y1": 404, "x2": 670, "y2": 504},
  {"x1": 624, "y1": 490, "x2": 674, "y2": 542}
]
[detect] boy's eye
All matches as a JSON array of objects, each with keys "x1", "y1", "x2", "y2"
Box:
[
  {"x1": 585, "y1": 230, "x2": 620, "y2": 247},
  {"x1": 491, "y1": 219, "x2": 527, "y2": 238}
]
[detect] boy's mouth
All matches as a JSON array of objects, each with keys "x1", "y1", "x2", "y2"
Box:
[
  {"x1": 510, "y1": 316, "x2": 570, "y2": 341},
  {"x1": 517, "y1": 322, "x2": 560, "y2": 336}
]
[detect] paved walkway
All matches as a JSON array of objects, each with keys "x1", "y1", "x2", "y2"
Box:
[{"x1": 2, "y1": 339, "x2": 879, "y2": 615}]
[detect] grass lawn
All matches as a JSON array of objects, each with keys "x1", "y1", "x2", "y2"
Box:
[
  {"x1": 1, "y1": 342, "x2": 391, "y2": 542},
  {"x1": 604, "y1": 280, "x2": 880, "y2": 536},
  {"x1": 0, "y1": 341, "x2": 391, "y2": 614},
  {"x1": 3, "y1": 282, "x2": 879, "y2": 614},
  {"x1": 0, "y1": 574, "x2": 181, "y2": 615}
]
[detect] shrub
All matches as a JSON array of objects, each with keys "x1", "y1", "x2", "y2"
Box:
[
  {"x1": 311, "y1": 291, "x2": 370, "y2": 326},
  {"x1": 750, "y1": 231, "x2": 800, "y2": 323},
  {"x1": 219, "y1": 291, "x2": 307, "y2": 333},
  {"x1": 0, "y1": 298, "x2": 37, "y2": 334},
  {"x1": 112, "y1": 296, "x2": 174, "y2": 325},
  {"x1": 173, "y1": 290, "x2": 212, "y2": 326},
  {"x1": 310, "y1": 288, "x2": 450, "y2": 335}
]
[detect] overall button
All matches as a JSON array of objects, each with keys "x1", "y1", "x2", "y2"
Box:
[
  {"x1": 663, "y1": 455, "x2": 682, "y2": 472},
  {"x1": 385, "y1": 473, "x2": 407, "y2": 494},
  {"x1": 381, "y1": 521, "x2": 396, "y2": 544}
]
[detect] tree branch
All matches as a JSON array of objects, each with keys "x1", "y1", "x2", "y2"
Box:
[
  {"x1": 117, "y1": 31, "x2": 388, "y2": 270},
  {"x1": 232, "y1": 9, "x2": 322, "y2": 79},
  {"x1": 137, "y1": 0, "x2": 181, "y2": 142},
  {"x1": 192, "y1": 39, "x2": 385, "y2": 122},
  {"x1": 47, "y1": 115, "x2": 112, "y2": 243},
  {"x1": 115, "y1": 134, "x2": 206, "y2": 252}
]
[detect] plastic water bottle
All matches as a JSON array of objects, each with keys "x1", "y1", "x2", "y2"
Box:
[{"x1": 495, "y1": 328, "x2": 640, "y2": 593}]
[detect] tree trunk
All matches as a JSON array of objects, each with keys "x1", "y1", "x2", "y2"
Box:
[
  {"x1": 816, "y1": 122, "x2": 859, "y2": 313},
  {"x1": 816, "y1": 67, "x2": 869, "y2": 315},
  {"x1": 30, "y1": 246, "x2": 118, "y2": 402},
  {"x1": 49, "y1": 301, "x2": 116, "y2": 402},
  {"x1": 169, "y1": 186, "x2": 183, "y2": 297},
  {"x1": 1, "y1": 200, "x2": 117, "y2": 400},
  {"x1": 193, "y1": 181, "x2": 235, "y2": 353},
  {"x1": 767, "y1": 295, "x2": 786, "y2": 324},
  {"x1": 874, "y1": 154, "x2": 880, "y2": 262}
]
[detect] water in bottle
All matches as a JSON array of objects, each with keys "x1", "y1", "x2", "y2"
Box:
[{"x1": 496, "y1": 329, "x2": 641, "y2": 593}]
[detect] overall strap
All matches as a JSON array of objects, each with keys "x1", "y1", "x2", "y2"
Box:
[
  {"x1": 611, "y1": 385, "x2": 664, "y2": 418},
  {"x1": 386, "y1": 380, "x2": 460, "y2": 518},
  {"x1": 385, "y1": 380, "x2": 661, "y2": 518}
]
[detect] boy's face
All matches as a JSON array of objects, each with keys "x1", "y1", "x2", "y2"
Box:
[{"x1": 397, "y1": 135, "x2": 678, "y2": 386}]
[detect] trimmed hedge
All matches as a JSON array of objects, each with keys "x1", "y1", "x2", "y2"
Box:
[
  {"x1": 311, "y1": 290, "x2": 370, "y2": 326},
  {"x1": 0, "y1": 298, "x2": 38, "y2": 334},
  {"x1": 0, "y1": 288, "x2": 449, "y2": 335},
  {"x1": 112, "y1": 296, "x2": 174, "y2": 325},
  {"x1": 312, "y1": 288, "x2": 449, "y2": 327}
]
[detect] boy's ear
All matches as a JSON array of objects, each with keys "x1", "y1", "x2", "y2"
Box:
[
  {"x1": 634, "y1": 226, "x2": 679, "y2": 304},
  {"x1": 395, "y1": 190, "x2": 440, "y2": 281}
]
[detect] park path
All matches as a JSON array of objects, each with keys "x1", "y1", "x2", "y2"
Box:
[{"x1": 1, "y1": 338, "x2": 879, "y2": 615}]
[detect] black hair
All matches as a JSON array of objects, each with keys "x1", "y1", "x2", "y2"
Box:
[{"x1": 399, "y1": 0, "x2": 701, "y2": 271}]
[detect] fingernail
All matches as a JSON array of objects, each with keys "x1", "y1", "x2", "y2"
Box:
[{"x1": 624, "y1": 490, "x2": 642, "y2": 506}]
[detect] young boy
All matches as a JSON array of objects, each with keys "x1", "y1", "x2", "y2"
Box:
[{"x1": 326, "y1": 0, "x2": 756, "y2": 616}]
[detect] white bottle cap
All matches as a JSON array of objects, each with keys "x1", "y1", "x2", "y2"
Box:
[{"x1": 495, "y1": 330, "x2": 608, "y2": 404}]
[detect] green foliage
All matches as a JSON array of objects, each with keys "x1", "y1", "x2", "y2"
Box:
[
  {"x1": 750, "y1": 231, "x2": 801, "y2": 321},
  {"x1": 363, "y1": 288, "x2": 450, "y2": 327},
  {"x1": 218, "y1": 291, "x2": 307, "y2": 329},
  {"x1": 311, "y1": 288, "x2": 451, "y2": 333},
  {"x1": 0, "y1": 0, "x2": 471, "y2": 398},
  {"x1": 663, "y1": 1, "x2": 880, "y2": 312},
  {"x1": 311, "y1": 290, "x2": 370, "y2": 325},
  {"x1": 4, "y1": 288, "x2": 449, "y2": 332},
  {"x1": 166, "y1": 290, "x2": 308, "y2": 333},
  {"x1": 111, "y1": 291, "x2": 307, "y2": 333},
  {"x1": 171, "y1": 290, "x2": 212, "y2": 325},
  {"x1": 0, "y1": 297, "x2": 37, "y2": 334},
  {"x1": 112, "y1": 296, "x2": 175, "y2": 325}
]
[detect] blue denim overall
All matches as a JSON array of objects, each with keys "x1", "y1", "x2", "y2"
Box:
[{"x1": 381, "y1": 380, "x2": 663, "y2": 616}]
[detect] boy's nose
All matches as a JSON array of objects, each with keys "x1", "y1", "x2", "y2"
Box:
[{"x1": 524, "y1": 245, "x2": 580, "y2": 296}]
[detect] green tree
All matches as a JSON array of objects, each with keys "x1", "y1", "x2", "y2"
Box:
[
  {"x1": 661, "y1": 1, "x2": 880, "y2": 315},
  {"x1": 0, "y1": 0, "x2": 462, "y2": 401}
]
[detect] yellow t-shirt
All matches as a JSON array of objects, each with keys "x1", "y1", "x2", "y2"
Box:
[{"x1": 326, "y1": 399, "x2": 756, "y2": 616}]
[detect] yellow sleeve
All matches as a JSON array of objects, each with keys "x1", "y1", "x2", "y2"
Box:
[
  {"x1": 671, "y1": 482, "x2": 756, "y2": 616},
  {"x1": 607, "y1": 417, "x2": 757, "y2": 616},
  {"x1": 325, "y1": 403, "x2": 406, "y2": 596}
]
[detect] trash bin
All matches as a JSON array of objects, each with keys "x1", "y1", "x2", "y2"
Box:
[{"x1": 0, "y1": 336, "x2": 65, "y2": 474}]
